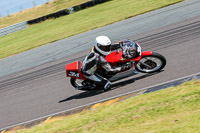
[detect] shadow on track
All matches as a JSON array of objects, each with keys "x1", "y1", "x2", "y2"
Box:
[
  {"x1": 58, "y1": 90, "x2": 103, "y2": 103},
  {"x1": 58, "y1": 71, "x2": 162, "y2": 103},
  {"x1": 111, "y1": 72, "x2": 161, "y2": 89}
]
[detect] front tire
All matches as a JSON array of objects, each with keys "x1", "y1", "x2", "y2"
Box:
[{"x1": 135, "y1": 52, "x2": 166, "y2": 73}]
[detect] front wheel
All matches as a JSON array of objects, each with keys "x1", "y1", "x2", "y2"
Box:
[{"x1": 135, "y1": 52, "x2": 166, "y2": 73}]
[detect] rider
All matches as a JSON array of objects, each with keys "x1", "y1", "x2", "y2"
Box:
[{"x1": 82, "y1": 36, "x2": 140, "y2": 90}]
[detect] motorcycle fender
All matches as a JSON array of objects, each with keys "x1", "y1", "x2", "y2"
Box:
[
  {"x1": 141, "y1": 51, "x2": 152, "y2": 56},
  {"x1": 66, "y1": 61, "x2": 86, "y2": 80},
  {"x1": 133, "y1": 51, "x2": 152, "y2": 62}
]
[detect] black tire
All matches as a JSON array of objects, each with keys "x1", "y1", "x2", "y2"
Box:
[
  {"x1": 135, "y1": 52, "x2": 166, "y2": 73},
  {"x1": 70, "y1": 78, "x2": 78, "y2": 88},
  {"x1": 70, "y1": 78, "x2": 96, "y2": 91}
]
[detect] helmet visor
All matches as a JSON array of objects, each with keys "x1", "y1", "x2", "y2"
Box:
[{"x1": 98, "y1": 44, "x2": 111, "y2": 52}]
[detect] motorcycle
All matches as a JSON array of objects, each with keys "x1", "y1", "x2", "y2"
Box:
[{"x1": 66, "y1": 40, "x2": 166, "y2": 91}]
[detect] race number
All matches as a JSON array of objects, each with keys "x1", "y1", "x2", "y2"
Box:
[{"x1": 68, "y1": 71, "x2": 80, "y2": 78}]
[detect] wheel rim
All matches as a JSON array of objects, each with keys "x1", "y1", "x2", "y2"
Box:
[
  {"x1": 74, "y1": 79, "x2": 85, "y2": 87},
  {"x1": 136, "y1": 57, "x2": 163, "y2": 72}
]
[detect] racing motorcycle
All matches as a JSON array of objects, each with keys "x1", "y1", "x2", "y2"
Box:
[{"x1": 66, "y1": 40, "x2": 166, "y2": 91}]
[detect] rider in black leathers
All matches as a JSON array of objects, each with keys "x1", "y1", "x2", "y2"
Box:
[{"x1": 82, "y1": 36, "x2": 141, "y2": 90}]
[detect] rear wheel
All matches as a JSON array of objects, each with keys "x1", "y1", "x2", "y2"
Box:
[
  {"x1": 70, "y1": 78, "x2": 96, "y2": 91},
  {"x1": 70, "y1": 78, "x2": 84, "y2": 88},
  {"x1": 135, "y1": 52, "x2": 166, "y2": 73}
]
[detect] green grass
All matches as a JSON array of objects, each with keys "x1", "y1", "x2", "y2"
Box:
[
  {"x1": 0, "y1": 0, "x2": 184, "y2": 59},
  {"x1": 0, "y1": 0, "x2": 90, "y2": 29},
  {"x1": 14, "y1": 80, "x2": 200, "y2": 133}
]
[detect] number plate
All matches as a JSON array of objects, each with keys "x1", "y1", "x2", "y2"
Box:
[{"x1": 68, "y1": 71, "x2": 80, "y2": 78}]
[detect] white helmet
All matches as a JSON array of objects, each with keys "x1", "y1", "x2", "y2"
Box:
[{"x1": 94, "y1": 36, "x2": 111, "y2": 56}]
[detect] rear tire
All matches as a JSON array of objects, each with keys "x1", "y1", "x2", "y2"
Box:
[
  {"x1": 70, "y1": 78, "x2": 80, "y2": 89},
  {"x1": 135, "y1": 52, "x2": 166, "y2": 73},
  {"x1": 70, "y1": 78, "x2": 96, "y2": 91}
]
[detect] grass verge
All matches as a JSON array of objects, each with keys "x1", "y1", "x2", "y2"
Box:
[
  {"x1": 13, "y1": 80, "x2": 200, "y2": 133},
  {"x1": 0, "y1": 0, "x2": 184, "y2": 59},
  {"x1": 0, "y1": 0, "x2": 90, "y2": 29}
]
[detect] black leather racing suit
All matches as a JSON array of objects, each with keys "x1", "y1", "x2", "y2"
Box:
[{"x1": 82, "y1": 48, "x2": 121, "y2": 89}]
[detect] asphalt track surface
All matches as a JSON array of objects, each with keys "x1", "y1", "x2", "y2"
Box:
[{"x1": 1, "y1": 2, "x2": 200, "y2": 131}]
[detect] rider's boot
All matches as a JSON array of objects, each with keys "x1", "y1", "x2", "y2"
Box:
[
  {"x1": 133, "y1": 69, "x2": 139, "y2": 74},
  {"x1": 104, "y1": 80, "x2": 111, "y2": 91}
]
